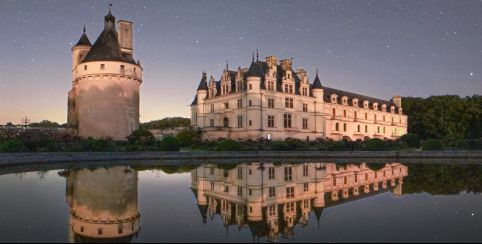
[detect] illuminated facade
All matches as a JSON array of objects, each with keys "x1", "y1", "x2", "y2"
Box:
[{"x1": 191, "y1": 55, "x2": 408, "y2": 141}]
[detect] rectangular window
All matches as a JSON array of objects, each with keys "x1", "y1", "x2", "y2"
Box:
[
  {"x1": 249, "y1": 100, "x2": 252, "y2": 106},
  {"x1": 286, "y1": 187, "x2": 295, "y2": 198},
  {"x1": 210, "y1": 182, "x2": 215, "y2": 190},
  {"x1": 303, "y1": 118, "x2": 308, "y2": 130},
  {"x1": 303, "y1": 164, "x2": 309, "y2": 176},
  {"x1": 284, "y1": 167, "x2": 293, "y2": 181},
  {"x1": 284, "y1": 114, "x2": 292, "y2": 128},
  {"x1": 84, "y1": 65, "x2": 87, "y2": 70},
  {"x1": 269, "y1": 205, "x2": 276, "y2": 216},
  {"x1": 303, "y1": 199, "x2": 309, "y2": 208},
  {"x1": 354, "y1": 111, "x2": 357, "y2": 119},
  {"x1": 249, "y1": 84, "x2": 252, "y2": 90},
  {"x1": 268, "y1": 167, "x2": 275, "y2": 179},
  {"x1": 303, "y1": 103, "x2": 308, "y2": 112},
  {"x1": 268, "y1": 115, "x2": 275, "y2": 128},
  {"x1": 304, "y1": 183, "x2": 309, "y2": 192},
  {"x1": 289, "y1": 85, "x2": 294, "y2": 94},
  {"x1": 210, "y1": 104, "x2": 214, "y2": 113},
  {"x1": 210, "y1": 119, "x2": 214, "y2": 127},
  {"x1": 100, "y1": 64, "x2": 105, "y2": 70},
  {"x1": 120, "y1": 65, "x2": 125, "y2": 72},
  {"x1": 237, "y1": 99, "x2": 243, "y2": 108},
  {"x1": 210, "y1": 168, "x2": 214, "y2": 175},
  {"x1": 237, "y1": 116, "x2": 243, "y2": 128},
  {"x1": 284, "y1": 98, "x2": 294, "y2": 108},
  {"x1": 284, "y1": 84, "x2": 289, "y2": 93},
  {"x1": 302, "y1": 87, "x2": 308, "y2": 96},
  {"x1": 224, "y1": 186, "x2": 229, "y2": 193},
  {"x1": 268, "y1": 99, "x2": 275, "y2": 108},
  {"x1": 269, "y1": 187, "x2": 276, "y2": 197},
  {"x1": 238, "y1": 167, "x2": 243, "y2": 179},
  {"x1": 224, "y1": 102, "x2": 229, "y2": 109},
  {"x1": 249, "y1": 189, "x2": 252, "y2": 196},
  {"x1": 286, "y1": 202, "x2": 295, "y2": 212},
  {"x1": 237, "y1": 186, "x2": 243, "y2": 196}
]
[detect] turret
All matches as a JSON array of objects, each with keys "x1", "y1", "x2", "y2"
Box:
[
  {"x1": 312, "y1": 70, "x2": 325, "y2": 134},
  {"x1": 196, "y1": 72, "x2": 208, "y2": 102},
  {"x1": 71, "y1": 25, "x2": 92, "y2": 71}
]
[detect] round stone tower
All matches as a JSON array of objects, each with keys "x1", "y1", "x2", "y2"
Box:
[{"x1": 68, "y1": 8, "x2": 143, "y2": 140}]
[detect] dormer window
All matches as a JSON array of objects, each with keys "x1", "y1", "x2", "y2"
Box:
[
  {"x1": 399, "y1": 108, "x2": 403, "y2": 114},
  {"x1": 353, "y1": 98, "x2": 359, "y2": 107},
  {"x1": 382, "y1": 104, "x2": 387, "y2": 111},
  {"x1": 331, "y1": 94, "x2": 338, "y2": 103},
  {"x1": 390, "y1": 106, "x2": 395, "y2": 113},
  {"x1": 364, "y1": 101, "x2": 369, "y2": 109},
  {"x1": 373, "y1": 102, "x2": 379, "y2": 110},
  {"x1": 342, "y1": 96, "x2": 348, "y2": 105}
]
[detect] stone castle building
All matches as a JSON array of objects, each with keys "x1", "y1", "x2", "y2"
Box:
[
  {"x1": 191, "y1": 54, "x2": 408, "y2": 141},
  {"x1": 68, "y1": 8, "x2": 143, "y2": 140},
  {"x1": 191, "y1": 162, "x2": 408, "y2": 242}
]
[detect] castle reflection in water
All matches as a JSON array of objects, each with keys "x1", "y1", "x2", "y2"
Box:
[
  {"x1": 191, "y1": 162, "x2": 407, "y2": 242},
  {"x1": 63, "y1": 162, "x2": 407, "y2": 243}
]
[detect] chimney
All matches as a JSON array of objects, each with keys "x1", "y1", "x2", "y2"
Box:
[
  {"x1": 393, "y1": 95, "x2": 402, "y2": 108},
  {"x1": 266, "y1": 56, "x2": 277, "y2": 68},
  {"x1": 118, "y1": 20, "x2": 133, "y2": 55},
  {"x1": 280, "y1": 59, "x2": 292, "y2": 71}
]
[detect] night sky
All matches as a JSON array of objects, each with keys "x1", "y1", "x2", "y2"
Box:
[{"x1": 0, "y1": 0, "x2": 481, "y2": 124}]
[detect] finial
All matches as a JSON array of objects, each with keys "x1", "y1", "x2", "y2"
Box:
[
  {"x1": 108, "y1": 3, "x2": 113, "y2": 13},
  {"x1": 83, "y1": 24, "x2": 86, "y2": 33},
  {"x1": 226, "y1": 60, "x2": 229, "y2": 71},
  {"x1": 252, "y1": 52, "x2": 254, "y2": 62},
  {"x1": 256, "y1": 49, "x2": 259, "y2": 61}
]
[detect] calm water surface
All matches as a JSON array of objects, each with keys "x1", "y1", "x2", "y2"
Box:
[{"x1": 0, "y1": 161, "x2": 481, "y2": 243}]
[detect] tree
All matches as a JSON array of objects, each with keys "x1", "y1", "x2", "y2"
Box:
[
  {"x1": 175, "y1": 129, "x2": 200, "y2": 147},
  {"x1": 141, "y1": 117, "x2": 190, "y2": 130}
]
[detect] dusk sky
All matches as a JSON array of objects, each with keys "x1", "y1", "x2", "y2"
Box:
[{"x1": 0, "y1": 0, "x2": 481, "y2": 125}]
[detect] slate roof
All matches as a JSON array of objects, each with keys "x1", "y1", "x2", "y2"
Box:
[
  {"x1": 75, "y1": 32, "x2": 92, "y2": 46},
  {"x1": 191, "y1": 58, "x2": 400, "y2": 112},
  {"x1": 81, "y1": 11, "x2": 137, "y2": 64}
]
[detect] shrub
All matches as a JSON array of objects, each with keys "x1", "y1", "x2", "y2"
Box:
[
  {"x1": 285, "y1": 138, "x2": 308, "y2": 151},
  {"x1": 400, "y1": 133, "x2": 421, "y2": 148},
  {"x1": 0, "y1": 139, "x2": 25, "y2": 152},
  {"x1": 127, "y1": 129, "x2": 155, "y2": 145},
  {"x1": 422, "y1": 139, "x2": 443, "y2": 151},
  {"x1": 216, "y1": 139, "x2": 242, "y2": 151},
  {"x1": 175, "y1": 129, "x2": 200, "y2": 147},
  {"x1": 159, "y1": 136, "x2": 181, "y2": 151},
  {"x1": 268, "y1": 141, "x2": 289, "y2": 151},
  {"x1": 363, "y1": 138, "x2": 386, "y2": 151}
]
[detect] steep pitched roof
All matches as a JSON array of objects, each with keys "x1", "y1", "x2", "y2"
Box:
[
  {"x1": 322, "y1": 86, "x2": 397, "y2": 112},
  {"x1": 81, "y1": 11, "x2": 136, "y2": 64},
  {"x1": 197, "y1": 73, "x2": 208, "y2": 91},
  {"x1": 312, "y1": 71, "x2": 323, "y2": 89}
]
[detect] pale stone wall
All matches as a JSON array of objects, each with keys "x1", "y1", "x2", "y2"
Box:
[
  {"x1": 192, "y1": 63, "x2": 408, "y2": 141},
  {"x1": 70, "y1": 61, "x2": 142, "y2": 140}
]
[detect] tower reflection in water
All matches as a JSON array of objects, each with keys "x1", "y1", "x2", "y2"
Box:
[
  {"x1": 191, "y1": 162, "x2": 408, "y2": 242},
  {"x1": 65, "y1": 166, "x2": 140, "y2": 243}
]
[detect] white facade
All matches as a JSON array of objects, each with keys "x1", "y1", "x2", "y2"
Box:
[{"x1": 191, "y1": 55, "x2": 408, "y2": 141}]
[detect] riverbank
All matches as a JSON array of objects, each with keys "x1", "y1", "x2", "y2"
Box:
[{"x1": 1, "y1": 150, "x2": 481, "y2": 166}]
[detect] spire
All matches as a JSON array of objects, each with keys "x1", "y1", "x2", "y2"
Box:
[
  {"x1": 256, "y1": 49, "x2": 259, "y2": 61},
  {"x1": 252, "y1": 52, "x2": 255, "y2": 62},
  {"x1": 74, "y1": 25, "x2": 92, "y2": 47},
  {"x1": 226, "y1": 60, "x2": 229, "y2": 71},
  {"x1": 104, "y1": 3, "x2": 115, "y2": 29},
  {"x1": 197, "y1": 72, "x2": 208, "y2": 91},
  {"x1": 312, "y1": 68, "x2": 323, "y2": 89}
]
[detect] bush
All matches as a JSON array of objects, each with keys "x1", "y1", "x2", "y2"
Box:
[
  {"x1": 285, "y1": 138, "x2": 308, "y2": 151},
  {"x1": 268, "y1": 141, "x2": 289, "y2": 151},
  {"x1": 127, "y1": 129, "x2": 155, "y2": 145},
  {"x1": 422, "y1": 139, "x2": 444, "y2": 151},
  {"x1": 363, "y1": 138, "x2": 386, "y2": 151},
  {"x1": 400, "y1": 133, "x2": 421, "y2": 148},
  {"x1": 216, "y1": 139, "x2": 242, "y2": 151},
  {"x1": 159, "y1": 136, "x2": 181, "y2": 151},
  {"x1": 175, "y1": 129, "x2": 200, "y2": 147},
  {"x1": 0, "y1": 139, "x2": 25, "y2": 152}
]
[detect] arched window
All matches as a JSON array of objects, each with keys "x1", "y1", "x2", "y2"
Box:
[{"x1": 223, "y1": 117, "x2": 229, "y2": 127}]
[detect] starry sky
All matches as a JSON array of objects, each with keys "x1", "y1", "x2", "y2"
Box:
[{"x1": 0, "y1": 0, "x2": 481, "y2": 125}]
